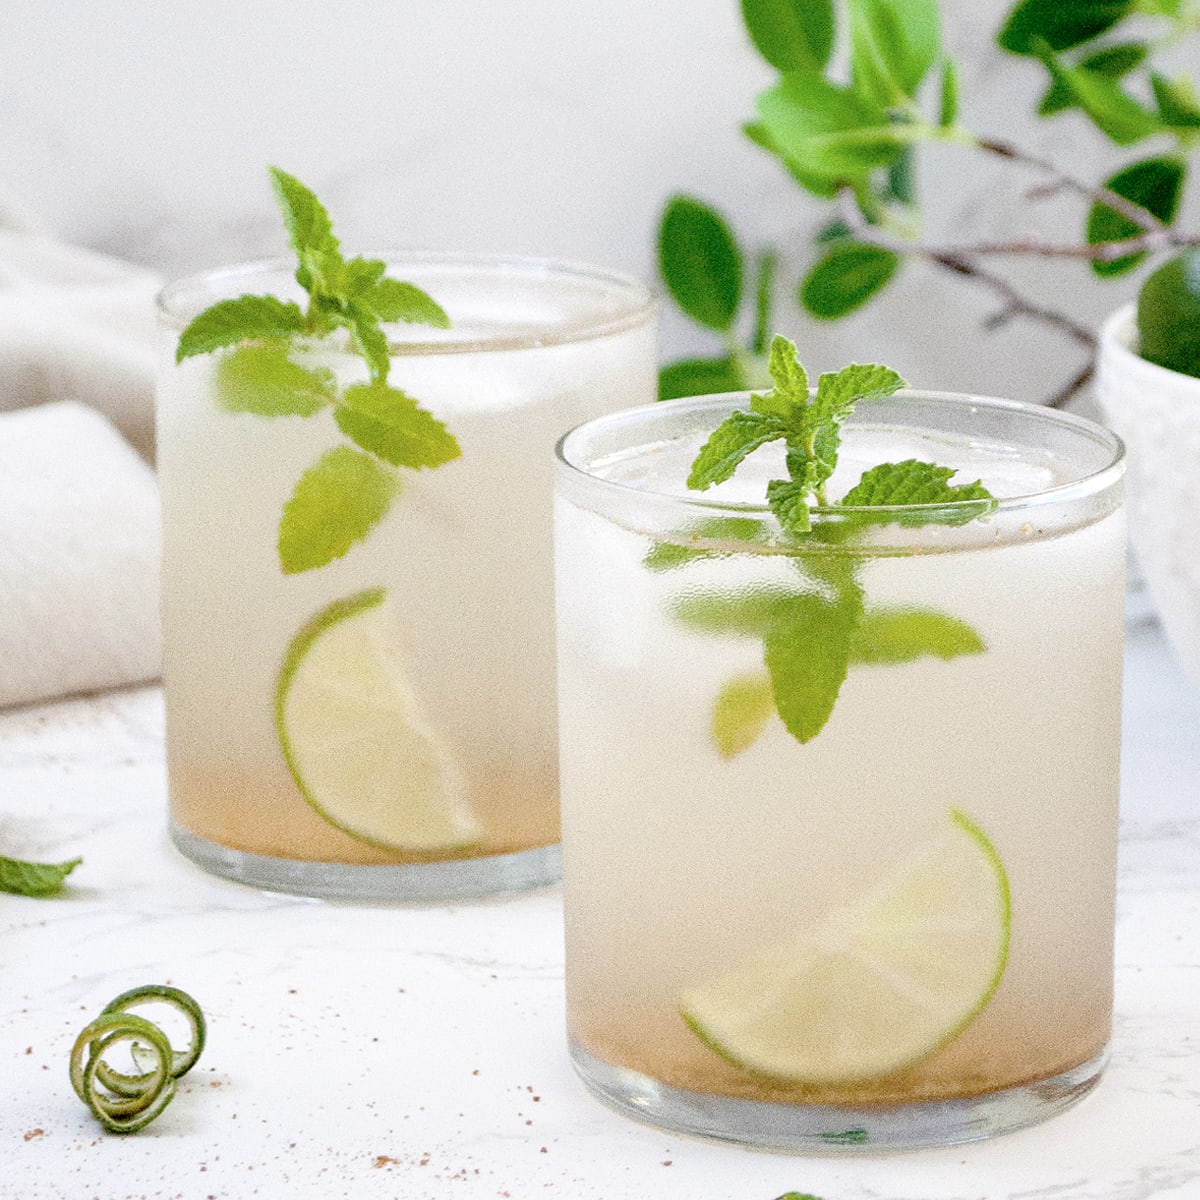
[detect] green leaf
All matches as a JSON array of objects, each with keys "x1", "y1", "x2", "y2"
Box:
[
  {"x1": 659, "y1": 196, "x2": 744, "y2": 331},
  {"x1": 850, "y1": 608, "x2": 985, "y2": 663},
  {"x1": 841, "y1": 458, "x2": 995, "y2": 523},
  {"x1": 175, "y1": 295, "x2": 307, "y2": 362},
  {"x1": 711, "y1": 673, "x2": 776, "y2": 758},
  {"x1": 849, "y1": 0, "x2": 941, "y2": 106},
  {"x1": 1151, "y1": 72, "x2": 1200, "y2": 130},
  {"x1": 658, "y1": 356, "x2": 746, "y2": 401},
  {"x1": 939, "y1": 58, "x2": 959, "y2": 126},
  {"x1": 214, "y1": 343, "x2": 336, "y2": 416},
  {"x1": 1087, "y1": 156, "x2": 1185, "y2": 277},
  {"x1": 345, "y1": 305, "x2": 392, "y2": 383},
  {"x1": 334, "y1": 383, "x2": 461, "y2": 469},
  {"x1": 800, "y1": 242, "x2": 900, "y2": 319},
  {"x1": 643, "y1": 517, "x2": 768, "y2": 571},
  {"x1": 687, "y1": 410, "x2": 787, "y2": 490},
  {"x1": 751, "y1": 335, "x2": 809, "y2": 420},
  {"x1": 812, "y1": 363, "x2": 907, "y2": 424},
  {"x1": 767, "y1": 476, "x2": 816, "y2": 533},
  {"x1": 764, "y1": 591, "x2": 861, "y2": 743},
  {"x1": 341, "y1": 255, "x2": 388, "y2": 296},
  {"x1": 998, "y1": 0, "x2": 1134, "y2": 56},
  {"x1": 671, "y1": 586, "x2": 796, "y2": 636},
  {"x1": 1037, "y1": 42, "x2": 1148, "y2": 115},
  {"x1": 741, "y1": 0, "x2": 834, "y2": 71},
  {"x1": 0, "y1": 855, "x2": 81, "y2": 897},
  {"x1": 359, "y1": 277, "x2": 451, "y2": 327},
  {"x1": 756, "y1": 74, "x2": 904, "y2": 179},
  {"x1": 268, "y1": 166, "x2": 344, "y2": 294},
  {"x1": 1041, "y1": 55, "x2": 1163, "y2": 144},
  {"x1": 278, "y1": 446, "x2": 399, "y2": 574}
]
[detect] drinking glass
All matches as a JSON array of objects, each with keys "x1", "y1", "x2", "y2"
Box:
[
  {"x1": 158, "y1": 254, "x2": 656, "y2": 901},
  {"x1": 555, "y1": 390, "x2": 1125, "y2": 1150}
]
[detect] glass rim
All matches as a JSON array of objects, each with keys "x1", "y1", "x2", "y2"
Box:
[
  {"x1": 556, "y1": 389, "x2": 1126, "y2": 520},
  {"x1": 156, "y1": 251, "x2": 659, "y2": 352}
]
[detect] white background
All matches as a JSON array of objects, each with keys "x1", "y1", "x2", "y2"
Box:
[{"x1": 1, "y1": 0, "x2": 1195, "y2": 404}]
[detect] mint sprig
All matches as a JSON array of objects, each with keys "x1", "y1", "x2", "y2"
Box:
[
  {"x1": 658, "y1": 335, "x2": 996, "y2": 752},
  {"x1": 688, "y1": 336, "x2": 906, "y2": 532},
  {"x1": 0, "y1": 854, "x2": 81, "y2": 897},
  {"x1": 175, "y1": 167, "x2": 458, "y2": 574}
]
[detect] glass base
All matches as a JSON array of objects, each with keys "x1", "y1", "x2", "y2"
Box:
[
  {"x1": 170, "y1": 821, "x2": 561, "y2": 903},
  {"x1": 569, "y1": 1042, "x2": 1107, "y2": 1153}
]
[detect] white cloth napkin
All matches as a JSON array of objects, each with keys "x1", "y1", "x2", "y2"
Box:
[
  {"x1": 0, "y1": 402, "x2": 161, "y2": 708},
  {"x1": 0, "y1": 205, "x2": 163, "y2": 709},
  {"x1": 0, "y1": 228, "x2": 160, "y2": 461}
]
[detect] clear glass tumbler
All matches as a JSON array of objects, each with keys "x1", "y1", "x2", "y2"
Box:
[
  {"x1": 554, "y1": 390, "x2": 1125, "y2": 1150},
  {"x1": 158, "y1": 254, "x2": 656, "y2": 901}
]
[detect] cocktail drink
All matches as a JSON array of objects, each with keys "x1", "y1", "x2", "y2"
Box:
[
  {"x1": 157, "y1": 177, "x2": 655, "y2": 901},
  {"x1": 554, "y1": 368, "x2": 1125, "y2": 1149}
]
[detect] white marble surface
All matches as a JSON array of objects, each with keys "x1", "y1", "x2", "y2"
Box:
[{"x1": 2, "y1": 618, "x2": 1198, "y2": 1200}]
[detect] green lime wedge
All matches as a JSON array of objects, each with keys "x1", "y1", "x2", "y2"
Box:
[
  {"x1": 1137, "y1": 249, "x2": 1200, "y2": 378},
  {"x1": 680, "y1": 808, "x2": 1011, "y2": 1084},
  {"x1": 276, "y1": 588, "x2": 482, "y2": 852}
]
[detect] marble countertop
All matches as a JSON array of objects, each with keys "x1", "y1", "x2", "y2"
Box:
[{"x1": 2, "y1": 618, "x2": 1198, "y2": 1200}]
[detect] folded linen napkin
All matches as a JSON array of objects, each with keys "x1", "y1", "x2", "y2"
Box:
[
  {"x1": 0, "y1": 228, "x2": 160, "y2": 461},
  {"x1": 0, "y1": 401, "x2": 161, "y2": 709}
]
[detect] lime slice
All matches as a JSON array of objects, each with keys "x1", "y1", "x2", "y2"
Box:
[
  {"x1": 680, "y1": 808, "x2": 1010, "y2": 1084},
  {"x1": 276, "y1": 588, "x2": 482, "y2": 851}
]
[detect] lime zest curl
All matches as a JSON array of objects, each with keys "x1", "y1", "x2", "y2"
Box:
[{"x1": 69, "y1": 985, "x2": 206, "y2": 1133}]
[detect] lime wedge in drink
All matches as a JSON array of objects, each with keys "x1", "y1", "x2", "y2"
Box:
[
  {"x1": 276, "y1": 588, "x2": 482, "y2": 851},
  {"x1": 680, "y1": 808, "x2": 1010, "y2": 1083}
]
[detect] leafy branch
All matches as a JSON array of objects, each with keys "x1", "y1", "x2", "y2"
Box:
[{"x1": 657, "y1": 0, "x2": 1200, "y2": 407}]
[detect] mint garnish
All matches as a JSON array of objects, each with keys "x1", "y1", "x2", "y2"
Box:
[
  {"x1": 278, "y1": 446, "x2": 399, "y2": 576},
  {"x1": 655, "y1": 334, "x2": 995, "y2": 752},
  {"x1": 0, "y1": 854, "x2": 81, "y2": 897},
  {"x1": 176, "y1": 167, "x2": 458, "y2": 574},
  {"x1": 687, "y1": 337, "x2": 905, "y2": 532}
]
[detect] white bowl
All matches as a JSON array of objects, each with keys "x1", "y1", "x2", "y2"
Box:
[{"x1": 1097, "y1": 304, "x2": 1200, "y2": 685}]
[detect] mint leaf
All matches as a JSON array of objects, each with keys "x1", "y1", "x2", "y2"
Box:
[
  {"x1": 278, "y1": 446, "x2": 399, "y2": 574},
  {"x1": 341, "y1": 256, "x2": 388, "y2": 297},
  {"x1": 215, "y1": 343, "x2": 336, "y2": 416},
  {"x1": 643, "y1": 517, "x2": 769, "y2": 571},
  {"x1": 344, "y1": 303, "x2": 392, "y2": 383},
  {"x1": 851, "y1": 608, "x2": 985, "y2": 663},
  {"x1": 0, "y1": 855, "x2": 81, "y2": 897},
  {"x1": 764, "y1": 591, "x2": 861, "y2": 743},
  {"x1": 687, "y1": 410, "x2": 787, "y2": 490},
  {"x1": 671, "y1": 586, "x2": 795, "y2": 635},
  {"x1": 711, "y1": 673, "x2": 776, "y2": 758},
  {"x1": 753, "y1": 335, "x2": 809, "y2": 419},
  {"x1": 335, "y1": 383, "x2": 461, "y2": 469},
  {"x1": 268, "y1": 166, "x2": 344, "y2": 295},
  {"x1": 841, "y1": 458, "x2": 995, "y2": 523},
  {"x1": 767, "y1": 476, "x2": 816, "y2": 533},
  {"x1": 812, "y1": 362, "x2": 907, "y2": 424},
  {"x1": 176, "y1": 295, "x2": 307, "y2": 363},
  {"x1": 359, "y1": 277, "x2": 451, "y2": 328}
]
